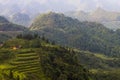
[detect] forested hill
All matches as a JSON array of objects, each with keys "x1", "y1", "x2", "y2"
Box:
[
  {"x1": 0, "y1": 33, "x2": 119, "y2": 80},
  {"x1": 0, "y1": 35, "x2": 91, "y2": 80},
  {"x1": 30, "y1": 12, "x2": 120, "y2": 57},
  {"x1": 30, "y1": 12, "x2": 80, "y2": 30}
]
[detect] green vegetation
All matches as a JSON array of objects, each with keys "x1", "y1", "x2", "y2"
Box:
[
  {"x1": 90, "y1": 69, "x2": 120, "y2": 80},
  {"x1": 30, "y1": 12, "x2": 120, "y2": 57},
  {"x1": 0, "y1": 33, "x2": 119, "y2": 80},
  {"x1": 76, "y1": 50, "x2": 120, "y2": 69},
  {"x1": 0, "y1": 36, "x2": 91, "y2": 80},
  {"x1": 75, "y1": 50, "x2": 120, "y2": 80},
  {"x1": 0, "y1": 13, "x2": 120, "y2": 80},
  {"x1": 29, "y1": 13, "x2": 120, "y2": 80}
]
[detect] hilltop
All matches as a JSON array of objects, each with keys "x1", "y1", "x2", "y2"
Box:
[
  {"x1": 30, "y1": 12, "x2": 80, "y2": 30},
  {"x1": 30, "y1": 12, "x2": 120, "y2": 57}
]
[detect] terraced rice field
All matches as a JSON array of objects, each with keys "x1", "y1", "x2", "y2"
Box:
[
  {"x1": 10, "y1": 51, "x2": 41, "y2": 74},
  {"x1": 0, "y1": 49, "x2": 50, "y2": 80}
]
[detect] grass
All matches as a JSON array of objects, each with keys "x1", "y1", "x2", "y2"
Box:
[
  {"x1": 0, "y1": 64, "x2": 14, "y2": 69},
  {"x1": 94, "y1": 54, "x2": 118, "y2": 60},
  {"x1": 74, "y1": 48, "x2": 118, "y2": 60}
]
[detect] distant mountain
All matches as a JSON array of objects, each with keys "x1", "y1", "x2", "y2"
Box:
[
  {"x1": 8, "y1": 12, "x2": 31, "y2": 27},
  {"x1": 90, "y1": 7, "x2": 120, "y2": 22},
  {"x1": 30, "y1": 12, "x2": 120, "y2": 57},
  {"x1": 65, "y1": 8, "x2": 120, "y2": 30},
  {"x1": 0, "y1": 16, "x2": 27, "y2": 31},
  {"x1": 65, "y1": 11, "x2": 90, "y2": 21},
  {"x1": 0, "y1": 3, "x2": 37, "y2": 27}
]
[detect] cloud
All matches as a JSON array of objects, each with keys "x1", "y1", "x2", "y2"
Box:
[{"x1": 0, "y1": 0, "x2": 119, "y2": 12}]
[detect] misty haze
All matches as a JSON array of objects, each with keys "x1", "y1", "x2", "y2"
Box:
[{"x1": 0, "y1": 0, "x2": 120, "y2": 80}]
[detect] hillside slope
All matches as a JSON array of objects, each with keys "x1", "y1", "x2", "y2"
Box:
[
  {"x1": 0, "y1": 37, "x2": 91, "y2": 80},
  {"x1": 30, "y1": 12, "x2": 120, "y2": 57},
  {"x1": 0, "y1": 35, "x2": 119, "y2": 80}
]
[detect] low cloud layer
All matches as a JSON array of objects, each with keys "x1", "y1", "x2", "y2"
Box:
[{"x1": 0, "y1": 0, "x2": 119, "y2": 12}]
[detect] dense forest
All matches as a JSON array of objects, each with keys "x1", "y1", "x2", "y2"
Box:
[{"x1": 30, "y1": 12, "x2": 120, "y2": 57}]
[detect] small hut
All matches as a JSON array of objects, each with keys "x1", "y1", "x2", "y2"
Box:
[{"x1": 12, "y1": 45, "x2": 22, "y2": 50}]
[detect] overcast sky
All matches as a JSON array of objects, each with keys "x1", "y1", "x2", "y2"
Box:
[{"x1": 0, "y1": 0, "x2": 120, "y2": 12}]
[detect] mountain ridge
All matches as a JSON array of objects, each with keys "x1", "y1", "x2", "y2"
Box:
[
  {"x1": 65, "y1": 8, "x2": 120, "y2": 29},
  {"x1": 30, "y1": 12, "x2": 120, "y2": 57}
]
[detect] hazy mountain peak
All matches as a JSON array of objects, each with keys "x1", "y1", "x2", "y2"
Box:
[
  {"x1": 8, "y1": 12, "x2": 30, "y2": 27},
  {"x1": 30, "y1": 12, "x2": 80, "y2": 30},
  {"x1": 43, "y1": 11, "x2": 64, "y2": 17},
  {"x1": 96, "y1": 7, "x2": 105, "y2": 11},
  {"x1": 92, "y1": 7, "x2": 106, "y2": 14},
  {"x1": 47, "y1": 11, "x2": 56, "y2": 14},
  {"x1": 75, "y1": 10, "x2": 88, "y2": 15}
]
